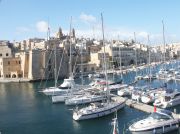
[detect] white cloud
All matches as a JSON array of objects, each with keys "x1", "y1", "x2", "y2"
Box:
[
  {"x1": 79, "y1": 12, "x2": 96, "y2": 24},
  {"x1": 36, "y1": 21, "x2": 48, "y2": 32}
]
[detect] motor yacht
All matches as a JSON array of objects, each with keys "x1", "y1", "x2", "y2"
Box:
[
  {"x1": 153, "y1": 90, "x2": 180, "y2": 108},
  {"x1": 117, "y1": 86, "x2": 134, "y2": 97},
  {"x1": 129, "y1": 110, "x2": 180, "y2": 134}
]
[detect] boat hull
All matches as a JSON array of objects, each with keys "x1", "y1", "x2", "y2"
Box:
[
  {"x1": 129, "y1": 118, "x2": 180, "y2": 134},
  {"x1": 130, "y1": 125, "x2": 179, "y2": 134},
  {"x1": 42, "y1": 88, "x2": 68, "y2": 96},
  {"x1": 73, "y1": 102, "x2": 125, "y2": 121},
  {"x1": 52, "y1": 95, "x2": 69, "y2": 103},
  {"x1": 65, "y1": 96, "x2": 106, "y2": 105}
]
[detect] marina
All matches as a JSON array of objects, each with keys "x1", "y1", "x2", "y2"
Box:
[
  {"x1": 1, "y1": 0, "x2": 180, "y2": 134},
  {"x1": 0, "y1": 60, "x2": 180, "y2": 134}
]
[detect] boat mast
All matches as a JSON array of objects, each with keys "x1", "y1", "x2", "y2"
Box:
[
  {"x1": 81, "y1": 41, "x2": 84, "y2": 86},
  {"x1": 147, "y1": 35, "x2": 151, "y2": 86},
  {"x1": 119, "y1": 45, "x2": 122, "y2": 79},
  {"x1": 134, "y1": 32, "x2": 138, "y2": 77},
  {"x1": 54, "y1": 37, "x2": 57, "y2": 87},
  {"x1": 162, "y1": 20, "x2": 166, "y2": 71},
  {"x1": 101, "y1": 13, "x2": 109, "y2": 101},
  {"x1": 69, "y1": 17, "x2": 73, "y2": 78},
  {"x1": 47, "y1": 22, "x2": 57, "y2": 88}
]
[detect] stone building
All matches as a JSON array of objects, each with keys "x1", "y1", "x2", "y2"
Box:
[
  {"x1": 0, "y1": 41, "x2": 23, "y2": 79},
  {"x1": 0, "y1": 41, "x2": 12, "y2": 58},
  {"x1": 0, "y1": 57, "x2": 22, "y2": 78}
]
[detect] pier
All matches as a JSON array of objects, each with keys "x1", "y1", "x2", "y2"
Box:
[{"x1": 112, "y1": 96, "x2": 180, "y2": 119}]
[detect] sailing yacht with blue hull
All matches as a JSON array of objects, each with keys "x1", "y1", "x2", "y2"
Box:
[{"x1": 73, "y1": 101, "x2": 125, "y2": 121}]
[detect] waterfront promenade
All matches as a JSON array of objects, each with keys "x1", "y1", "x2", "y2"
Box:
[{"x1": 0, "y1": 78, "x2": 31, "y2": 83}]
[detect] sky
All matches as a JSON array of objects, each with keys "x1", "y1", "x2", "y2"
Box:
[{"x1": 0, "y1": 0, "x2": 180, "y2": 45}]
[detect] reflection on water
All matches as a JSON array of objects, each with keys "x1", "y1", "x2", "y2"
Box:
[
  {"x1": 72, "y1": 120, "x2": 82, "y2": 133},
  {"x1": 0, "y1": 83, "x2": 36, "y2": 103}
]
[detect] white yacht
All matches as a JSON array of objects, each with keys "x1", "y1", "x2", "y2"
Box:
[
  {"x1": 141, "y1": 94, "x2": 155, "y2": 104},
  {"x1": 65, "y1": 92, "x2": 106, "y2": 105},
  {"x1": 117, "y1": 86, "x2": 134, "y2": 97},
  {"x1": 41, "y1": 77, "x2": 75, "y2": 96},
  {"x1": 51, "y1": 90, "x2": 83, "y2": 103},
  {"x1": 131, "y1": 90, "x2": 142, "y2": 102},
  {"x1": 129, "y1": 110, "x2": 180, "y2": 134},
  {"x1": 104, "y1": 84, "x2": 128, "y2": 92},
  {"x1": 73, "y1": 100, "x2": 125, "y2": 121},
  {"x1": 141, "y1": 87, "x2": 168, "y2": 104},
  {"x1": 153, "y1": 90, "x2": 180, "y2": 108},
  {"x1": 141, "y1": 89, "x2": 157, "y2": 104}
]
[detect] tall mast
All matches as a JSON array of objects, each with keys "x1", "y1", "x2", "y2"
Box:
[
  {"x1": 162, "y1": 20, "x2": 166, "y2": 70},
  {"x1": 147, "y1": 35, "x2": 151, "y2": 85},
  {"x1": 47, "y1": 18, "x2": 50, "y2": 41},
  {"x1": 119, "y1": 45, "x2": 122, "y2": 79},
  {"x1": 81, "y1": 41, "x2": 83, "y2": 86},
  {"x1": 54, "y1": 38, "x2": 57, "y2": 87},
  {"x1": 101, "y1": 13, "x2": 109, "y2": 101},
  {"x1": 69, "y1": 16, "x2": 73, "y2": 78},
  {"x1": 134, "y1": 32, "x2": 137, "y2": 77}
]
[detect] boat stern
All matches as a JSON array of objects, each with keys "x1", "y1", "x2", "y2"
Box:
[{"x1": 73, "y1": 111, "x2": 82, "y2": 121}]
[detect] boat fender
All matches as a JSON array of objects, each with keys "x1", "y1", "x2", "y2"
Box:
[
  {"x1": 162, "y1": 126, "x2": 165, "y2": 133},
  {"x1": 153, "y1": 128, "x2": 156, "y2": 134}
]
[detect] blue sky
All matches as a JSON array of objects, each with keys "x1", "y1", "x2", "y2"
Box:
[{"x1": 0, "y1": 0, "x2": 180, "y2": 44}]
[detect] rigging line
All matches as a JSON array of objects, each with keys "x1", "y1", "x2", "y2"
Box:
[
  {"x1": 44, "y1": 50, "x2": 56, "y2": 88},
  {"x1": 72, "y1": 53, "x2": 79, "y2": 78},
  {"x1": 39, "y1": 49, "x2": 54, "y2": 88},
  {"x1": 56, "y1": 47, "x2": 65, "y2": 85}
]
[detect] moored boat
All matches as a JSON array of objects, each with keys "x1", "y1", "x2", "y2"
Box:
[
  {"x1": 73, "y1": 100, "x2": 126, "y2": 121},
  {"x1": 129, "y1": 110, "x2": 180, "y2": 134},
  {"x1": 65, "y1": 92, "x2": 106, "y2": 105},
  {"x1": 153, "y1": 90, "x2": 180, "y2": 108}
]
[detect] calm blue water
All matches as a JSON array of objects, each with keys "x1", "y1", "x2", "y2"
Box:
[{"x1": 0, "y1": 62, "x2": 180, "y2": 134}]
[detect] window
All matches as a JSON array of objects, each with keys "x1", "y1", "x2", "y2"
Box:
[{"x1": 6, "y1": 53, "x2": 9, "y2": 57}]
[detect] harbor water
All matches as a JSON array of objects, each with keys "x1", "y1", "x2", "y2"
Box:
[{"x1": 0, "y1": 63, "x2": 180, "y2": 134}]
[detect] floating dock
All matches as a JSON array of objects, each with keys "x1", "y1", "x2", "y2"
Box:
[{"x1": 112, "y1": 96, "x2": 180, "y2": 119}]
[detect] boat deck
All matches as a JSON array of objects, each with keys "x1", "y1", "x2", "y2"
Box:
[{"x1": 112, "y1": 96, "x2": 180, "y2": 119}]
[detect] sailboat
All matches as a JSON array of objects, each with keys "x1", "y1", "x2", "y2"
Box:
[
  {"x1": 65, "y1": 42, "x2": 106, "y2": 105},
  {"x1": 41, "y1": 34, "x2": 72, "y2": 96},
  {"x1": 141, "y1": 35, "x2": 156, "y2": 104},
  {"x1": 134, "y1": 33, "x2": 143, "y2": 82},
  {"x1": 51, "y1": 17, "x2": 90, "y2": 103},
  {"x1": 72, "y1": 13, "x2": 126, "y2": 121}
]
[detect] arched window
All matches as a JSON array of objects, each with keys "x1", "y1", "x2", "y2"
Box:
[{"x1": 12, "y1": 74, "x2": 16, "y2": 78}]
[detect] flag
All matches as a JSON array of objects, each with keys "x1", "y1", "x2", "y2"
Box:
[{"x1": 154, "y1": 105, "x2": 156, "y2": 112}]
